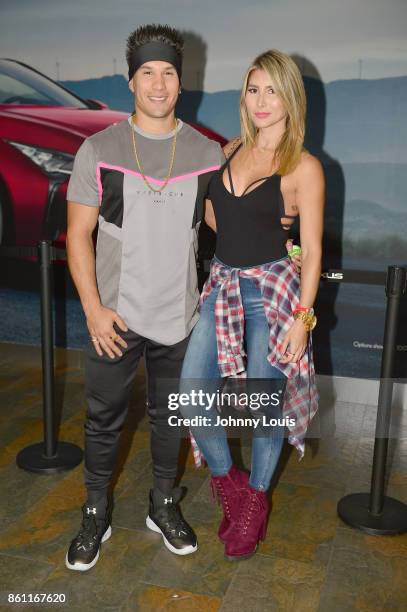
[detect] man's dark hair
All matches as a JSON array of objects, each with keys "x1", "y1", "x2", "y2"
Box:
[{"x1": 126, "y1": 24, "x2": 184, "y2": 70}]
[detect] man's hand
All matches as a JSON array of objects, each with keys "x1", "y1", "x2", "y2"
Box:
[
  {"x1": 86, "y1": 305, "x2": 128, "y2": 358},
  {"x1": 286, "y1": 239, "x2": 302, "y2": 274}
]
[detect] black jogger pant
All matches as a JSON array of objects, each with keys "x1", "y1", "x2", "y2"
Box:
[{"x1": 83, "y1": 327, "x2": 190, "y2": 492}]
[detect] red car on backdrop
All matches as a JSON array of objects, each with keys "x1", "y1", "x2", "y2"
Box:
[{"x1": 0, "y1": 59, "x2": 226, "y2": 248}]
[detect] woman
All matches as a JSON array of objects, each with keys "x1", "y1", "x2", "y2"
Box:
[{"x1": 179, "y1": 49, "x2": 324, "y2": 561}]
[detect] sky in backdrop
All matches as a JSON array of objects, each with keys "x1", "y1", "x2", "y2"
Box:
[{"x1": 1, "y1": 0, "x2": 407, "y2": 90}]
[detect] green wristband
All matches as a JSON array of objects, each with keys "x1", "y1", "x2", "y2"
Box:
[{"x1": 288, "y1": 245, "x2": 302, "y2": 258}]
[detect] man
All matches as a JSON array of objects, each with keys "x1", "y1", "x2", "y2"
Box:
[{"x1": 65, "y1": 24, "x2": 224, "y2": 571}]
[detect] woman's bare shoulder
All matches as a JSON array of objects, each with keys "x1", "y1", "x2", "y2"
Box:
[
  {"x1": 296, "y1": 150, "x2": 324, "y2": 177},
  {"x1": 223, "y1": 137, "x2": 242, "y2": 159}
]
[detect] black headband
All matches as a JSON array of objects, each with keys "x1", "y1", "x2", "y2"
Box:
[{"x1": 128, "y1": 41, "x2": 182, "y2": 81}]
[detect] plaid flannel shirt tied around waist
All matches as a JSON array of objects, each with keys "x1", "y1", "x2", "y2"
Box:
[{"x1": 190, "y1": 255, "x2": 319, "y2": 467}]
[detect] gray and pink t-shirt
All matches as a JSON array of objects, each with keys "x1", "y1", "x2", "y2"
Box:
[{"x1": 67, "y1": 116, "x2": 223, "y2": 345}]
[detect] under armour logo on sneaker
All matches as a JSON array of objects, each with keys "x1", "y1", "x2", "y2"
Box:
[
  {"x1": 164, "y1": 497, "x2": 173, "y2": 504},
  {"x1": 86, "y1": 507, "x2": 97, "y2": 515}
]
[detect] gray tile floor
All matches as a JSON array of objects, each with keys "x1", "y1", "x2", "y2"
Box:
[{"x1": 0, "y1": 343, "x2": 406, "y2": 611}]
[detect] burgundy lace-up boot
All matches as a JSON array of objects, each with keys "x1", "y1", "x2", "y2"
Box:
[
  {"x1": 210, "y1": 465, "x2": 249, "y2": 542},
  {"x1": 224, "y1": 485, "x2": 269, "y2": 561}
]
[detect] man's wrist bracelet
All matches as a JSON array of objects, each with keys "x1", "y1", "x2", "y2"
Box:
[{"x1": 288, "y1": 245, "x2": 302, "y2": 258}]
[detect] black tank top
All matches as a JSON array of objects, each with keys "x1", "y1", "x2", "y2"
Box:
[{"x1": 208, "y1": 143, "x2": 297, "y2": 268}]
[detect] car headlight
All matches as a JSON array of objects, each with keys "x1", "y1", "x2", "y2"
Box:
[{"x1": 7, "y1": 141, "x2": 74, "y2": 175}]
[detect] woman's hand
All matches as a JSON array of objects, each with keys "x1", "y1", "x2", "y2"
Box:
[{"x1": 279, "y1": 319, "x2": 309, "y2": 363}]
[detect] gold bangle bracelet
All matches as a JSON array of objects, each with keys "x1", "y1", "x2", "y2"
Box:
[{"x1": 293, "y1": 311, "x2": 317, "y2": 331}]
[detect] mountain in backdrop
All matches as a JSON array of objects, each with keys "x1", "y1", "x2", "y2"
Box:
[
  {"x1": 60, "y1": 74, "x2": 407, "y2": 261},
  {"x1": 61, "y1": 74, "x2": 407, "y2": 164}
]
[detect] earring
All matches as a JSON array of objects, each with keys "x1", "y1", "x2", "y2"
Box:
[{"x1": 179, "y1": 88, "x2": 182, "y2": 94}]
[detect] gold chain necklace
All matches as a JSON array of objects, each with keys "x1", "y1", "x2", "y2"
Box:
[{"x1": 130, "y1": 116, "x2": 178, "y2": 193}]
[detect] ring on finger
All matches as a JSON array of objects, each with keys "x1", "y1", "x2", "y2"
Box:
[{"x1": 91, "y1": 337, "x2": 99, "y2": 343}]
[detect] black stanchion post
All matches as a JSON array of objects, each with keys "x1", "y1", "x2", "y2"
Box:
[
  {"x1": 40, "y1": 240, "x2": 57, "y2": 458},
  {"x1": 337, "y1": 265, "x2": 407, "y2": 535},
  {"x1": 370, "y1": 266, "x2": 406, "y2": 516},
  {"x1": 16, "y1": 240, "x2": 83, "y2": 473}
]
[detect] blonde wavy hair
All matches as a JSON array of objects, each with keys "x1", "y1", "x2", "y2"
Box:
[{"x1": 239, "y1": 49, "x2": 306, "y2": 175}]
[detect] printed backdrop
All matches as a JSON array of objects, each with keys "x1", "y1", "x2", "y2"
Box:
[{"x1": 0, "y1": 0, "x2": 406, "y2": 378}]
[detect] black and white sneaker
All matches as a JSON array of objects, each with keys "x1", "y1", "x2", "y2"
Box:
[
  {"x1": 65, "y1": 498, "x2": 112, "y2": 571},
  {"x1": 146, "y1": 487, "x2": 198, "y2": 555}
]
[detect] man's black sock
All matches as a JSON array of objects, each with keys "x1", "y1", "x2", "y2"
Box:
[{"x1": 153, "y1": 476, "x2": 175, "y2": 496}]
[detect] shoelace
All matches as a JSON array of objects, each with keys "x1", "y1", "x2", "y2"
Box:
[
  {"x1": 210, "y1": 479, "x2": 232, "y2": 518},
  {"x1": 161, "y1": 503, "x2": 191, "y2": 536},
  {"x1": 76, "y1": 513, "x2": 101, "y2": 549},
  {"x1": 236, "y1": 493, "x2": 262, "y2": 535}
]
